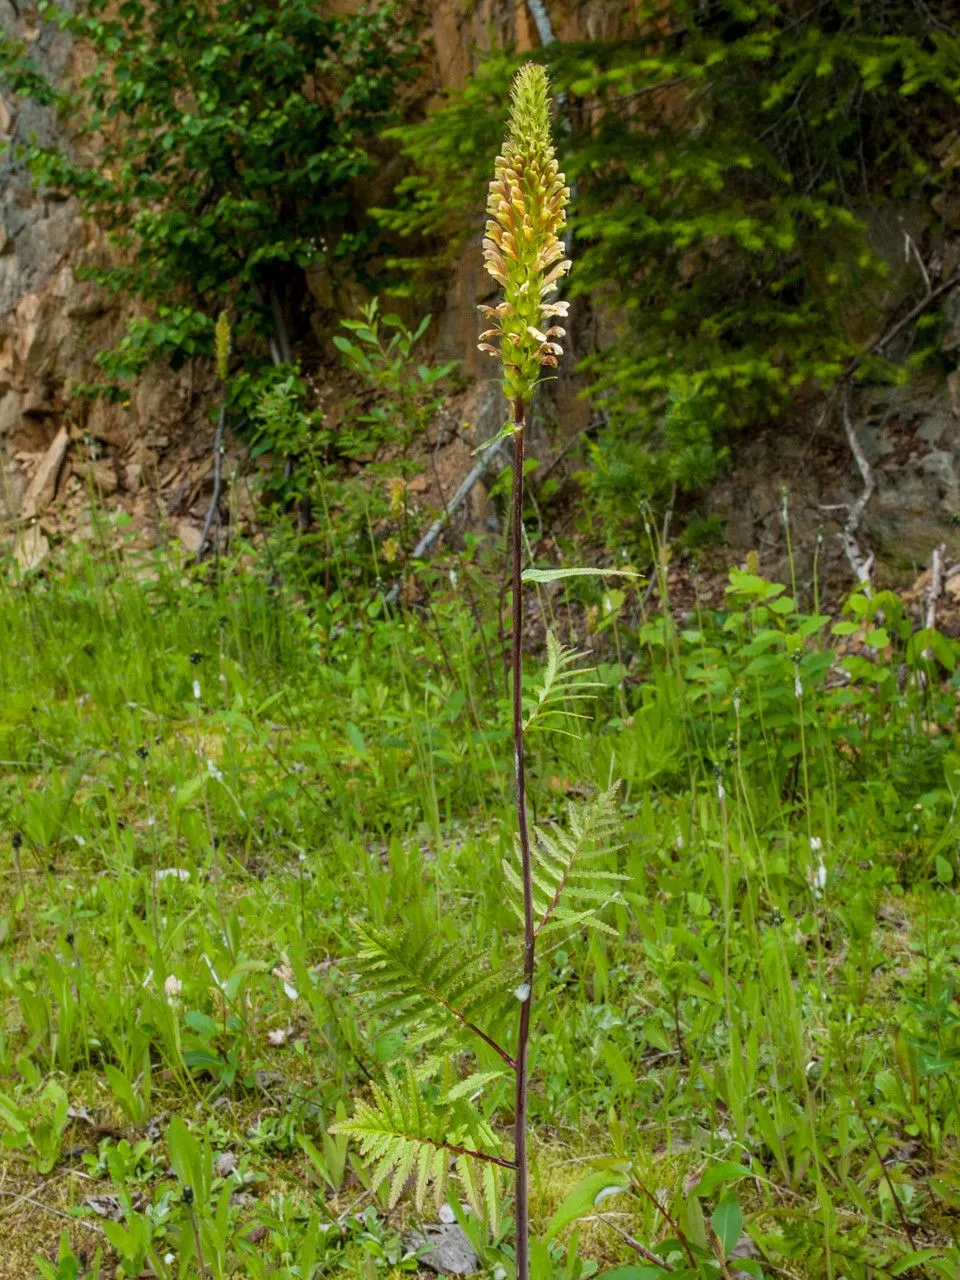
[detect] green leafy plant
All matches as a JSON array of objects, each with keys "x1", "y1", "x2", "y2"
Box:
[
  {"x1": 334, "y1": 299, "x2": 458, "y2": 458},
  {"x1": 0, "y1": 1080, "x2": 69, "y2": 1174},
  {"x1": 2, "y1": 0, "x2": 419, "y2": 378}
]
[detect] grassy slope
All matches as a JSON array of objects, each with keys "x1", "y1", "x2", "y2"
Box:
[{"x1": 0, "y1": 538, "x2": 959, "y2": 1279}]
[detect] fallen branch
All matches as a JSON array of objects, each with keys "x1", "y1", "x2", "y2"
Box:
[
  {"x1": 836, "y1": 386, "x2": 875, "y2": 593},
  {"x1": 840, "y1": 269, "x2": 960, "y2": 383},
  {"x1": 595, "y1": 1215, "x2": 671, "y2": 1272},
  {"x1": 384, "y1": 436, "x2": 507, "y2": 605},
  {"x1": 924, "y1": 542, "x2": 946, "y2": 631},
  {"x1": 526, "y1": 0, "x2": 557, "y2": 48}
]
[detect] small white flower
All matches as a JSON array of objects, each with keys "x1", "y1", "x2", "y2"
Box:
[
  {"x1": 514, "y1": 982, "x2": 531, "y2": 1003},
  {"x1": 810, "y1": 836, "x2": 823, "y2": 853},
  {"x1": 449, "y1": 569, "x2": 458, "y2": 588},
  {"x1": 193, "y1": 679, "x2": 201, "y2": 701},
  {"x1": 164, "y1": 1254, "x2": 175, "y2": 1267},
  {"x1": 155, "y1": 867, "x2": 190, "y2": 884},
  {"x1": 794, "y1": 675, "x2": 803, "y2": 699},
  {"x1": 813, "y1": 861, "x2": 827, "y2": 892},
  {"x1": 206, "y1": 758, "x2": 223, "y2": 782},
  {"x1": 717, "y1": 782, "x2": 726, "y2": 802},
  {"x1": 164, "y1": 974, "x2": 183, "y2": 1003}
]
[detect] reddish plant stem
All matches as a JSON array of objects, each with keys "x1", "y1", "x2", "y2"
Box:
[{"x1": 511, "y1": 401, "x2": 535, "y2": 1280}]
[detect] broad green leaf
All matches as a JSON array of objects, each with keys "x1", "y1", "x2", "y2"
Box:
[
  {"x1": 545, "y1": 1169, "x2": 630, "y2": 1241},
  {"x1": 711, "y1": 1195, "x2": 744, "y2": 1257},
  {"x1": 889, "y1": 1249, "x2": 940, "y2": 1276},
  {"x1": 172, "y1": 776, "x2": 203, "y2": 812},
  {"x1": 681, "y1": 1193, "x2": 708, "y2": 1248},
  {"x1": 692, "y1": 1160, "x2": 752, "y2": 1197},
  {"x1": 521, "y1": 567, "x2": 642, "y2": 584}
]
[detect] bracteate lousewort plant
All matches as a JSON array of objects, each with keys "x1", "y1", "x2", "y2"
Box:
[{"x1": 333, "y1": 65, "x2": 622, "y2": 1280}]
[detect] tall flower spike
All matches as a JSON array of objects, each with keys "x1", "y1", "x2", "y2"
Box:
[
  {"x1": 478, "y1": 63, "x2": 570, "y2": 405},
  {"x1": 214, "y1": 310, "x2": 231, "y2": 383}
]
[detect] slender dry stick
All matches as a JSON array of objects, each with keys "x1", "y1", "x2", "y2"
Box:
[
  {"x1": 511, "y1": 398, "x2": 535, "y2": 1280},
  {"x1": 848, "y1": 1084, "x2": 918, "y2": 1247}
]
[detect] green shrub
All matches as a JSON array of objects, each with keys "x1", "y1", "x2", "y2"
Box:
[
  {"x1": 3, "y1": 0, "x2": 420, "y2": 378},
  {"x1": 383, "y1": 2, "x2": 960, "y2": 522}
]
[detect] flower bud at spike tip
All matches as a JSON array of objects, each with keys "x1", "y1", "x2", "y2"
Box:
[
  {"x1": 214, "y1": 310, "x2": 231, "y2": 383},
  {"x1": 479, "y1": 63, "x2": 570, "y2": 405}
]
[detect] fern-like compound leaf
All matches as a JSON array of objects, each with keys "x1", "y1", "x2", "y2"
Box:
[
  {"x1": 524, "y1": 631, "x2": 605, "y2": 737},
  {"x1": 502, "y1": 785, "x2": 623, "y2": 939},
  {"x1": 331, "y1": 1063, "x2": 510, "y2": 1214},
  {"x1": 352, "y1": 920, "x2": 514, "y2": 1062}
]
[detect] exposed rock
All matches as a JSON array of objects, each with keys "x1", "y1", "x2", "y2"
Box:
[
  {"x1": 406, "y1": 1222, "x2": 479, "y2": 1276},
  {"x1": 0, "y1": 389, "x2": 22, "y2": 437},
  {"x1": 123, "y1": 459, "x2": 143, "y2": 494},
  {"x1": 177, "y1": 519, "x2": 203, "y2": 554},
  {"x1": 20, "y1": 425, "x2": 69, "y2": 517},
  {"x1": 72, "y1": 458, "x2": 119, "y2": 494},
  {"x1": 14, "y1": 524, "x2": 50, "y2": 571}
]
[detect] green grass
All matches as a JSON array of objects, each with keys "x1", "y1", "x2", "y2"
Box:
[{"x1": 1, "y1": 532, "x2": 960, "y2": 1279}]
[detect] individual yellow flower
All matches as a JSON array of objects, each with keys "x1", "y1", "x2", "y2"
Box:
[
  {"x1": 382, "y1": 537, "x2": 401, "y2": 564},
  {"x1": 478, "y1": 63, "x2": 570, "y2": 406}
]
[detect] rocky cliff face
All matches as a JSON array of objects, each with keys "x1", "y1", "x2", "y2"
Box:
[
  {"x1": 0, "y1": 0, "x2": 958, "y2": 594},
  {"x1": 0, "y1": 0, "x2": 207, "y2": 561}
]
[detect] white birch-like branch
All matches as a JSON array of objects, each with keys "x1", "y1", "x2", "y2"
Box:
[
  {"x1": 924, "y1": 543, "x2": 946, "y2": 631},
  {"x1": 839, "y1": 387, "x2": 875, "y2": 593},
  {"x1": 383, "y1": 437, "x2": 507, "y2": 606}
]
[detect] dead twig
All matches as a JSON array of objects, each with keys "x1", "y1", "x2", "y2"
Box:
[
  {"x1": 594, "y1": 1215, "x2": 672, "y2": 1270},
  {"x1": 840, "y1": 270, "x2": 960, "y2": 383},
  {"x1": 383, "y1": 437, "x2": 507, "y2": 606},
  {"x1": 834, "y1": 386, "x2": 875, "y2": 593}
]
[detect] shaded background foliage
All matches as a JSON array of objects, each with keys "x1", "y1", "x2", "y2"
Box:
[
  {"x1": 11, "y1": 0, "x2": 421, "y2": 378},
  {"x1": 384, "y1": 0, "x2": 960, "y2": 538},
  {"x1": 1, "y1": 0, "x2": 959, "y2": 554}
]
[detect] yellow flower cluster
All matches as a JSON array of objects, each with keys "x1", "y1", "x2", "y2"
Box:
[
  {"x1": 386, "y1": 476, "x2": 406, "y2": 520},
  {"x1": 214, "y1": 311, "x2": 231, "y2": 383},
  {"x1": 478, "y1": 63, "x2": 570, "y2": 406}
]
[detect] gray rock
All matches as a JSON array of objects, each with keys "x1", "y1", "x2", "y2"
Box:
[{"x1": 406, "y1": 1223, "x2": 480, "y2": 1276}]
